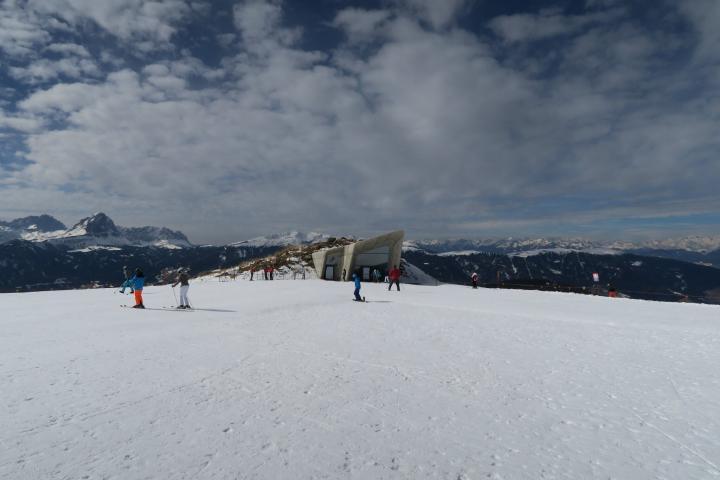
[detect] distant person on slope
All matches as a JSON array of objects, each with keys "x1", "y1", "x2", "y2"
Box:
[
  {"x1": 172, "y1": 270, "x2": 191, "y2": 309},
  {"x1": 352, "y1": 272, "x2": 364, "y2": 302},
  {"x1": 471, "y1": 272, "x2": 478, "y2": 289},
  {"x1": 388, "y1": 265, "x2": 401, "y2": 291},
  {"x1": 130, "y1": 268, "x2": 145, "y2": 309},
  {"x1": 120, "y1": 265, "x2": 134, "y2": 294}
]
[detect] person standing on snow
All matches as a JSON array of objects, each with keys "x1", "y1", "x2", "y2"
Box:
[
  {"x1": 120, "y1": 265, "x2": 134, "y2": 294},
  {"x1": 172, "y1": 270, "x2": 191, "y2": 309},
  {"x1": 388, "y1": 265, "x2": 401, "y2": 291},
  {"x1": 250, "y1": 267, "x2": 254, "y2": 281},
  {"x1": 129, "y1": 268, "x2": 145, "y2": 308},
  {"x1": 352, "y1": 271, "x2": 363, "y2": 301},
  {"x1": 471, "y1": 272, "x2": 478, "y2": 289}
]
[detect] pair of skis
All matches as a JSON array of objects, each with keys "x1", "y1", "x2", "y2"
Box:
[{"x1": 120, "y1": 305, "x2": 194, "y2": 312}]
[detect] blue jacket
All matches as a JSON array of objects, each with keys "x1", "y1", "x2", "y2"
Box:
[
  {"x1": 130, "y1": 275, "x2": 145, "y2": 291},
  {"x1": 353, "y1": 274, "x2": 361, "y2": 289}
]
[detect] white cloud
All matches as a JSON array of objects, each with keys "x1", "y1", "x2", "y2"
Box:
[
  {"x1": 234, "y1": 0, "x2": 285, "y2": 43},
  {"x1": 678, "y1": 0, "x2": 720, "y2": 63},
  {"x1": 0, "y1": 1, "x2": 52, "y2": 57},
  {"x1": 393, "y1": 0, "x2": 472, "y2": 29},
  {"x1": 28, "y1": 0, "x2": 192, "y2": 44},
  {"x1": 0, "y1": 110, "x2": 42, "y2": 133},
  {"x1": 489, "y1": 7, "x2": 623, "y2": 43},
  {"x1": 0, "y1": 0, "x2": 194, "y2": 63},
  {"x1": 45, "y1": 42, "x2": 91, "y2": 57},
  {"x1": 333, "y1": 8, "x2": 392, "y2": 43},
  {"x1": 2, "y1": 1, "x2": 720, "y2": 242},
  {"x1": 217, "y1": 33, "x2": 237, "y2": 48},
  {"x1": 9, "y1": 57, "x2": 102, "y2": 83}
]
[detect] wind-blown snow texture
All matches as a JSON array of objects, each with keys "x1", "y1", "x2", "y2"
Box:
[{"x1": 2, "y1": 281, "x2": 719, "y2": 479}]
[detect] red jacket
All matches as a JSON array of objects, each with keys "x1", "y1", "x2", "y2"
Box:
[{"x1": 389, "y1": 268, "x2": 401, "y2": 281}]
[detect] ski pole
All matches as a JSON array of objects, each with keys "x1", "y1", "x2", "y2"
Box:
[{"x1": 171, "y1": 285, "x2": 178, "y2": 306}]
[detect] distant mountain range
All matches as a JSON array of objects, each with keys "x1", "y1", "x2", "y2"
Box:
[
  {"x1": 230, "y1": 231, "x2": 331, "y2": 248},
  {"x1": 0, "y1": 239, "x2": 279, "y2": 293},
  {"x1": 407, "y1": 236, "x2": 720, "y2": 254},
  {"x1": 405, "y1": 237, "x2": 720, "y2": 268},
  {"x1": 1, "y1": 212, "x2": 191, "y2": 248},
  {"x1": 403, "y1": 250, "x2": 720, "y2": 303},
  {"x1": 2, "y1": 213, "x2": 720, "y2": 301}
]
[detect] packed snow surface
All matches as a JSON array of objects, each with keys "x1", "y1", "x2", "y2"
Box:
[{"x1": 2, "y1": 281, "x2": 720, "y2": 479}]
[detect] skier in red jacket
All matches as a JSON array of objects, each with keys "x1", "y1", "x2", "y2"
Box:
[{"x1": 388, "y1": 265, "x2": 401, "y2": 291}]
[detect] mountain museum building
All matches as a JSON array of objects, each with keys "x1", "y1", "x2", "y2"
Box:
[{"x1": 312, "y1": 231, "x2": 404, "y2": 282}]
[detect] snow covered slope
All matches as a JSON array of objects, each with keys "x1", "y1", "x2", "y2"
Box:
[{"x1": 2, "y1": 281, "x2": 719, "y2": 479}]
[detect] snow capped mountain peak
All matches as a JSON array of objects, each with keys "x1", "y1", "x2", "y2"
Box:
[
  {"x1": 231, "y1": 231, "x2": 331, "y2": 248},
  {"x1": 3, "y1": 212, "x2": 192, "y2": 249},
  {"x1": 3, "y1": 214, "x2": 66, "y2": 232},
  {"x1": 0, "y1": 214, "x2": 67, "y2": 244},
  {"x1": 67, "y1": 212, "x2": 120, "y2": 237},
  {"x1": 640, "y1": 235, "x2": 720, "y2": 253}
]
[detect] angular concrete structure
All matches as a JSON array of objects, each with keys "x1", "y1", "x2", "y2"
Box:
[{"x1": 312, "y1": 231, "x2": 404, "y2": 281}]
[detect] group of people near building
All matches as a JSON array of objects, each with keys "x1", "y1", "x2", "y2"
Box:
[
  {"x1": 121, "y1": 259, "x2": 623, "y2": 310},
  {"x1": 249, "y1": 266, "x2": 276, "y2": 281},
  {"x1": 352, "y1": 265, "x2": 401, "y2": 301}
]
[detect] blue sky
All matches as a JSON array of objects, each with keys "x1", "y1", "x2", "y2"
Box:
[{"x1": 1, "y1": 0, "x2": 719, "y2": 244}]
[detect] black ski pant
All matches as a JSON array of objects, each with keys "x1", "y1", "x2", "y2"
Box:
[{"x1": 388, "y1": 280, "x2": 400, "y2": 291}]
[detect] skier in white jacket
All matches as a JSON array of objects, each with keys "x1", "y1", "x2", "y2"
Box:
[{"x1": 172, "y1": 270, "x2": 191, "y2": 309}]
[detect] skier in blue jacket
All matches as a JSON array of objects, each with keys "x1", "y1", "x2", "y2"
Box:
[
  {"x1": 352, "y1": 272, "x2": 363, "y2": 302},
  {"x1": 129, "y1": 268, "x2": 145, "y2": 308}
]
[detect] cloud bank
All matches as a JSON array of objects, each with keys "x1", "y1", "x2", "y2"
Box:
[{"x1": 0, "y1": 0, "x2": 719, "y2": 242}]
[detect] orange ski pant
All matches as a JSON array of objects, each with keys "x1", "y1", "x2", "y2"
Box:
[{"x1": 134, "y1": 290, "x2": 143, "y2": 305}]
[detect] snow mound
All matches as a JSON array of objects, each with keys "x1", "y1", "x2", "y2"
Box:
[{"x1": 401, "y1": 259, "x2": 439, "y2": 285}]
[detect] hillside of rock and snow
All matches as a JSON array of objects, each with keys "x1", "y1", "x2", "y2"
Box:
[{"x1": 2, "y1": 280, "x2": 720, "y2": 479}]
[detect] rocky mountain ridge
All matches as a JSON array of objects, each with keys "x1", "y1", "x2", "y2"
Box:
[{"x1": 1, "y1": 213, "x2": 192, "y2": 249}]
